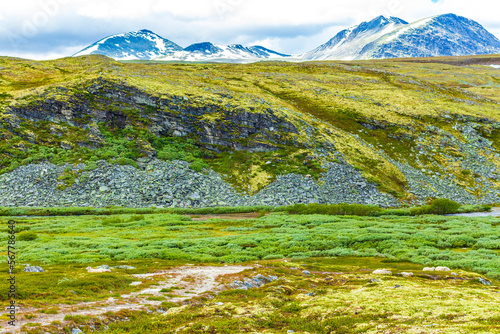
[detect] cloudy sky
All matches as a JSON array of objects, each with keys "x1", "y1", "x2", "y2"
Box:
[{"x1": 1, "y1": 0, "x2": 499, "y2": 59}]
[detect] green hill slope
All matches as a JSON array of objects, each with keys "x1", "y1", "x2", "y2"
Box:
[{"x1": 1, "y1": 55, "x2": 500, "y2": 207}]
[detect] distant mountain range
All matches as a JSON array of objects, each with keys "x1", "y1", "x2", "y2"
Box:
[
  {"x1": 73, "y1": 30, "x2": 290, "y2": 62},
  {"x1": 73, "y1": 13, "x2": 500, "y2": 62}
]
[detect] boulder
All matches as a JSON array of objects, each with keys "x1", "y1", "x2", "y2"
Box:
[
  {"x1": 400, "y1": 272, "x2": 413, "y2": 277},
  {"x1": 478, "y1": 277, "x2": 492, "y2": 286},
  {"x1": 23, "y1": 266, "x2": 44, "y2": 273},
  {"x1": 372, "y1": 269, "x2": 391, "y2": 275},
  {"x1": 435, "y1": 267, "x2": 451, "y2": 272},
  {"x1": 96, "y1": 265, "x2": 111, "y2": 270},
  {"x1": 422, "y1": 267, "x2": 435, "y2": 271}
]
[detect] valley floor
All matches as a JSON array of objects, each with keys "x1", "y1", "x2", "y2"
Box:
[{"x1": 1, "y1": 212, "x2": 499, "y2": 333}]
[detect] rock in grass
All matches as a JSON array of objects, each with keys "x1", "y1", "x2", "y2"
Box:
[
  {"x1": 369, "y1": 278, "x2": 382, "y2": 283},
  {"x1": 400, "y1": 272, "x2": 413, "y2": 277},
  {"x1": 302, "y1": 270, "x2": 311, "y2": 275},
  {"x1": 96, "y1": 265, "x2": 111, "y2": 270},
  {"x1": 478, "y1": 277, "x2": 492, "y2": 286},
  {"x1": 23, "y1": 266, "x2": 44, "y2": 273},
  {"x1": 372, "y1": 269, "x2": 391, "y2": 275},
  {"x1": 230, "y1": 275, "x2": 278, "y2": 290},
  {"x1": 72, "y1": 329, "x2": 83, "y2": 334},
  {"x1": 422, "y1": 267, "x2": 435, "y2": 271},
  {"x1": 113, "y1": 265, "x2": 137, "y2": 269},
  {"x1": 435, "y1": 267, "x2": 451, "y2": 272}
]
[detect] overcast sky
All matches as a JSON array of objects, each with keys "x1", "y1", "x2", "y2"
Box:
[{"x1": 1, "y1": 0, "x2": 499, "y2": 60}]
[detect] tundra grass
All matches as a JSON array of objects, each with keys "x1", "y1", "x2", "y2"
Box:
[
  {"x1": 9, "y1": 257, "x2": 500, "y2": 334},
  {"x1": 1, "y1": 212, "x2": 500, "y2": 333},
  {"x1": 1, "y1": 212, "x2": 499, "y2": 277}
]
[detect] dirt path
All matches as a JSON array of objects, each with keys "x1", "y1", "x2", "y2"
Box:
[{"x1": 2, "y1": 265, "x2": 252, "y2": 334}]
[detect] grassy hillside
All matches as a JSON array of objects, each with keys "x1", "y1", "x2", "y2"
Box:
[{"x1": 1, "y1": 55, "x2": 500, "y2": 202}]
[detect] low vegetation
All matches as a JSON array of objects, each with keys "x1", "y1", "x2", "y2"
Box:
[
  {"x1": 1, "y1": 211, "x2": 499, "y2": 277},
  {"x1": 0, "y1": 209, "x2": 499, "y2": 333},
  {"x1": 0, "y1": 200, "x2": 491, "y2": 217}
]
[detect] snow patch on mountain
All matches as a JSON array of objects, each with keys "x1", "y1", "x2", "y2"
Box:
[
  {"x1": 385, "y1": 17, "x2": 433, "y2": 42},
  {"x1": 302, "y1": 15, "x2": 408, "y2": 61},
  {"x1": 155, "y1": 42, "x2": 290, "y2": 63}
]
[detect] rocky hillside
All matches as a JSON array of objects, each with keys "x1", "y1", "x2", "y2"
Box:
[{"x1": 1, "y1": 54, "x2": 500, "y2": 207}]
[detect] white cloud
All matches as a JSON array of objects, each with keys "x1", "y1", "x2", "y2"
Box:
[
  {"x1": 0, "y1": 0, "x2": 499, "y2": 59},
  {"x1": 76, "y1": 1, "x2": 153, "y2": 19}
]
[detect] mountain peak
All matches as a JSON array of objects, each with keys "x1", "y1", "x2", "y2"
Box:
[
  {"x1": 303, "y1": 13, "x2": 500, "y2": 61},
  {"x1": 370, "y1": 15, "x2": 408, "y2": 25},
  {"x1": 73, "y1": 29, "x2": 183, "y2": 60},
  {"x1": 303, "y1": 15, "x2": 408, "y2": 60},
  {"x1": 138, "y1": 29, "x2": 155, "y2": 34},
  {"x1": 184, "y1": 42, "x2": 222, "y2": 54}
]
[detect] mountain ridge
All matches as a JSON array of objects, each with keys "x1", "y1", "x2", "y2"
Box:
[
  {"x1": 305, "y1": 13, "x2": 500, "y2": 60},
  {"x1": 72, "y1": 13, "x2": 500, "y2": 62}
]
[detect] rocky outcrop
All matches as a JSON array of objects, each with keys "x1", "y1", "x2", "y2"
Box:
[{"x1": 5, "y1": 79, "x2": 302, "y2": 153}]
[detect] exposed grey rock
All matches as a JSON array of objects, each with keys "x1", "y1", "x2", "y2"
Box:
[
  {"x1": 23, "y1": 266, "x2": 44, "y2": 273},
  {"x1": 96, "y1": 265, "x2": 111, "y2": 270},
  {"x1": 230, "y1": 274, "x2": 278, "y2": 290},
  {"x1": 478, "y1": 277, "x2": 492, "y2": 286}
]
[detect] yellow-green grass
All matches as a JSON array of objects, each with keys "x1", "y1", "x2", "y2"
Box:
[
  {"x1": 2, "y1": 55, "x2": 500, "y2": 197},
  {"x1": 11, "y1": 257, "x2": 500, "y2": 334}
]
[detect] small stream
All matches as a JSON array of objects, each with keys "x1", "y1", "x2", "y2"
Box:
[{"x1": 447, "y1": 207, "x2": 500, "y2": 217}]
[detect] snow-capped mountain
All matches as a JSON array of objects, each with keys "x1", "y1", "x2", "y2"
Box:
[
  {"x1": 302, "y1": 15, "x2": 408, "y2": 60},
  {"x1": 73, "y1": 31, "x2": 290, "y2": 63},
  {"x1": 73, "y1": 30, "x2": 183, "y2": 60},
  {"x1": 156, "y1": 42, "x2": 290, "y2": 62},
  {"x1": 361, "y1": 14, "x2": 500, "y2": 59},
  {"x1": 304, "y1": 14, "x2": 500, "y2": 60},
  {"x1": 73, "y1": 14, "x2": 500, "y2": 63}
]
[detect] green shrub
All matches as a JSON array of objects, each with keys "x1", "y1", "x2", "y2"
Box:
[
  {"x1": 429, "y1": 198, "x2": 460, "y2": 215},
  {"x1": 17, "y1": 231, "x2": 38, "y2": 241},
  {"x1": 284, "y1": 203, "x2": 382, "y2": 216},
  {"x1": 189, "y1": 160, "x2": 208, "y2": 172},
  {"x1": 117, "y1": 157, "x2": 138, "y2": 168},
  {"x1": 410, "y1": 205, "x2": 432, "y2": 216}
]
